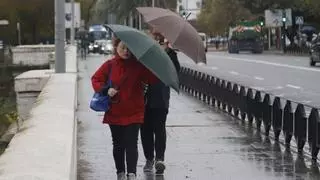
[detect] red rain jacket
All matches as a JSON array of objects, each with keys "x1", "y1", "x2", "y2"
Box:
[{"x1": 91, "y1": 55, "x2": 158, "y2": 125}]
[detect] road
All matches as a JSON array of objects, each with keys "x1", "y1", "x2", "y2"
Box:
[
  {"x1": 178, "y1": 51, "x2": 320, "y2": 109},
  {"x1": 77, "y1": 54, "x2": 320, "y2": 180}
]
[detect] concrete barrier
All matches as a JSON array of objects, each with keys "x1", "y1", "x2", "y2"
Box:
[
  {"x1": 12, "y1": 45, "x2": 55, "y2": 66},
  {"x1": 0, "y1": 45, "x2": 78, "y2": 180},
  {"x1": 14, "y1": 70, "x2": 52, "y2": 121}
]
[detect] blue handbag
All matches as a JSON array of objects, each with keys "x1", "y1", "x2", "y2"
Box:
[{"x1": 90, "y1": 65, "x2": 112, "y2": 112}]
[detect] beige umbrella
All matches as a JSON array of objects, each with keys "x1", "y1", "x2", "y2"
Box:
[{"x1": 137, "y1": 7, "x2": 206, "y2": 64}]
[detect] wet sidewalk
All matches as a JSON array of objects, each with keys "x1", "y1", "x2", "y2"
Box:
[{"x1": 77, "y1": 55, "x2": 320, "y2": 180}]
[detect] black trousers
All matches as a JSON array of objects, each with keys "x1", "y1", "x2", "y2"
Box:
[
  {"x1": 109, "y1": 124, "x2": 140, "y2": 174},
  {"x1": 140, "y1": 108, "x2": 168, "y2": 161}
]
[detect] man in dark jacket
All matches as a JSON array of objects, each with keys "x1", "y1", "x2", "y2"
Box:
[{"x1": 141, "y1": 34, "x2": 180, "y2": 175}]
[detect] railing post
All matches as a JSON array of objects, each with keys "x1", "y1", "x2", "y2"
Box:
[
  {"x1": 272, "y1": 97, "x2": 282, "y2": 140},
  {"x1": 283, "y1": 101, "x2": 294, "y2": 149},
  {"x1": 308, "y1": 108, "x2": 320, "y2": 161},
  {"x1": 294, "y1": 104, "x2": 307, "y2": 154},
  {"x1": 246, "y1": 89, "x2": 254, "y2": 124},
  {"x1": 240, "y1": 86, "x2": 247, "y2": 121},
  {"x1": 254, "y1": 91, "x2": 263, "y2": 130}
]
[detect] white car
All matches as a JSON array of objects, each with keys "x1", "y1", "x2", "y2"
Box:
[{"x1": 101, "y1": 40, "x2": 113, "y2": 54}]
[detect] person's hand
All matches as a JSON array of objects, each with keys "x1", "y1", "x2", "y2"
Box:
[{"x1": 108, "y1": 88, "x2": 118, "y2": 97}]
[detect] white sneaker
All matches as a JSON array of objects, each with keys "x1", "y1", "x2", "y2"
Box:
[
  {"x1": 143, "y1": 159, "x2": 154, "y2": 172},
  {"x1": 155, "y1": 161, "x2": 165, "y2": 175},
  {"x1": 117, "y1": 172, "x2": 126, "y2": 180},
  {"x1": 127, "y1": 173, "x2": 136, "y2": 180}
]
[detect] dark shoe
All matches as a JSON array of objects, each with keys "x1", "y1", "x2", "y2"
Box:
[
  {"x1": 143, "y1": 159, "x2": 154, "y2": 172},
  {"x1": 155, "y1": 160, "x2": 165, "y2": 175}
]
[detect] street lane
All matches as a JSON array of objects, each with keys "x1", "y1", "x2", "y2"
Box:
[{"x1": 178, "y1": 51, "x2": 320, "y2": 108}]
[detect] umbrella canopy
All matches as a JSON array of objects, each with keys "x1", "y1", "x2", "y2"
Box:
[
  {"x1": 76, "y1": 28, "x2": 88, "y2": 39},
  {"x1": 300, "y1": 25, "x2": 317, "y2": 34},
  {"x1": 136, "y1": 7, "x2": 206, "y2": 64},
  {"x1": 106, "y1": 24, "x2": 179, "y2": 92}
]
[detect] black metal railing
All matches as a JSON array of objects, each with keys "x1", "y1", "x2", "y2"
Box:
[
  {"x1": 285, "y1": 46, "x2": 309, "y2": 56},
  {"x1": 179, "y1": 65, "x2": 320, "y2": 162}
]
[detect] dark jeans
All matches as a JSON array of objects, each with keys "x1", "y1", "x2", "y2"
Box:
[
  {"x1": 109, "y1": 124, "x2": 140, "y2": 174},
  {"x1": 141, "y1": 108, "x2": 168, "y2": 161}
]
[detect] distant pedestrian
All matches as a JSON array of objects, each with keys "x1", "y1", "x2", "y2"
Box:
[
  {"x1": 80, "y1": 34, "x2": 89, "y2": 59},
  {"x1": 215, "y1": 38, "x2": 219, "y2": 50}
]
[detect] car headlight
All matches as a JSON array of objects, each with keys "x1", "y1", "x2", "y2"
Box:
[
  {"x1": 106, "y1": 45, "x2": 113, "y2": 51},
  {"x1": 101, "y1": 47, "x2": 105, "y2": 50},
  {"x1": 89, "y1": 45, "x2": 93, "y2": 49}
]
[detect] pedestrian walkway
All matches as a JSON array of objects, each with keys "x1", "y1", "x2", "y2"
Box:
[{"x1": 77, "y1": 55, "x2": 320, "y2": 180}]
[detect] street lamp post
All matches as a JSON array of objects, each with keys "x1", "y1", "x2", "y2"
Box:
[
  {"x1": 0, "y1": 20, "x2": 9, "y2": 62},
  {"x1": 55, "y1": 0, "x2": 66, "y2": 73},
  {"x1": 282, "y1": 10, "x2": 287, "y2": 53}
]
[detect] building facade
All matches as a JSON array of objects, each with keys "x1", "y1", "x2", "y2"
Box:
[{"x1": 176, "y1": 0, "x2": 203, "y2": 20}]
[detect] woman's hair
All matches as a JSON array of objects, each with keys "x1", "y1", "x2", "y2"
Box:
[{"x1": 112, "y1": 35, "x2": 121, "y2": 55}]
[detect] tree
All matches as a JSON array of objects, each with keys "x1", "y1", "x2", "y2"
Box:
[
  {"x1": 237, "y1": 0, "x2": 320, "y2": 24},
  {"x1": 0, "y1": 0, "x2": 54, "y2": 44},
  {"x1": 304, "y1": 0, "x2": 320, "y2": 19},
  {"x1": 238, "y1": 0, "x2": 301, "y2": 14},
  {"x1": 0, "y1": 0, "x2": 99, "y2": 44},
  {"x1": 197, "y1": 0, "x2": 252, "y2": 35},
  {"x1": 78, "y1": 0, "x2": 99, "y2": 27},
  {"x1": 98, "y1": 0, "x2": 177, "y2": 23}
]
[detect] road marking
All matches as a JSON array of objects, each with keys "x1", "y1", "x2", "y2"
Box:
[
  {"x1": 208, "y1": 55, "x2": 320, "y2": 72},
  {"x1": 254, "y1": 76, "x2": 264, "y2": 81},
  {"x1": 286, "y1": 84, "x2": 301, "y2": 89},
  {"x1": 276, "y1": 94, "x2": 284, "y2": 97},
  {"x1": 211, "y1": 66, "x2": 219, "y2": 70},
  {"x1": 229, "y1": 71, "x2": 239, "y2": 75},
  {"x1": 252, "y1": 87, "x2": 265, "y2": 91},
  {"x1": 301, "y1": 100, "x2": 312, "y2": 104},
  {"x1": 276, "y1": 86, "x2": 283, "y2": 89}
]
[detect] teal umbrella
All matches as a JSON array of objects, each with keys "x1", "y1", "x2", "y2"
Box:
[{"x1": 106, "y1": 24, "x2": 179, "y2": 92}]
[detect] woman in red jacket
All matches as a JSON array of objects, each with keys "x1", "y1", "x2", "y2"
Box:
[{"x1": 91, "y1": 38, "x2": 158, "y2": 180}]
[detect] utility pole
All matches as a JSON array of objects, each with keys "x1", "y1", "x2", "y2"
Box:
[
  {"x1": 139, "y1": 14, "x2": 142, "y2": 30},
  {"x1": 70, "y1": 0, "x2": 75, "y2": 45},
  {"x1": 17, "y1": 22, "x2": 21, "y2": 45},
  {"x1": 152, "y1": 0, "x2": 155, "y2": 7},
  {"x1": 55, "y1": 0, "x2": 66, "y2": 73},
  {"x1": 282, "y1": 10, "x2": 287, "y2": 53}
]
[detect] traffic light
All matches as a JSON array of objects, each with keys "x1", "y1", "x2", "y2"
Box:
[
  {"x1": 282, "y1": 11, "x2": 287, "y2": 22},
  {"x1": 257, "y1": 16, "x2": 265, "y2": 27},
  {"x1": 282, "y1": 17, "x2": 287, "y2": 22}
]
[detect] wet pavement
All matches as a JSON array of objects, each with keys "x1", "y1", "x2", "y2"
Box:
[{"x1": 77, "y1": 55, "x2": 320, "y2": 180}]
